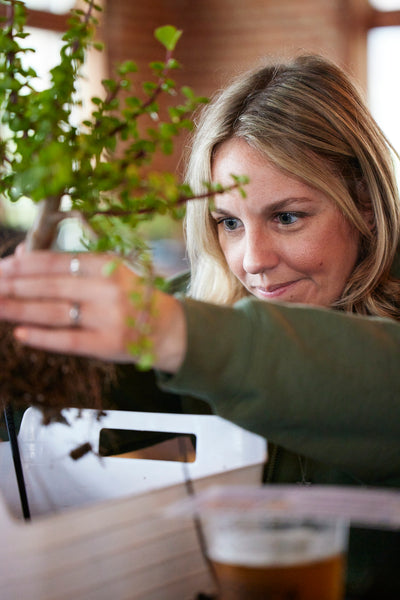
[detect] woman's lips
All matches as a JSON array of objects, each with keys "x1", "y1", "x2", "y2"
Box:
[{"x1": 252, "y1": 279, "x2": 303, "y2": 299}]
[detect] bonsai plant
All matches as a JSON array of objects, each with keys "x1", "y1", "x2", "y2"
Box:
[
  {"x1": 0, "y1": 0, "x2": 211, "y2": 521},
  {"x1": 0, "y1": 0, "x2": 247, "y2": 442},
  {"x1": 0, "y1": 0, "x2": 201, "y2": 417},
  {"x1": 0, "y1": 5, "x2": 248, "y2": 558}
]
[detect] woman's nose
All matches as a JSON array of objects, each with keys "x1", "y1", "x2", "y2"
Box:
[{"x1": 242, "y1": 232, "x2": 279, "y2": 274}]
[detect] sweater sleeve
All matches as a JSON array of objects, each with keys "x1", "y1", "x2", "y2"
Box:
[{"x1": 158, "y1": 297, "x2": 400, "y2": 481}]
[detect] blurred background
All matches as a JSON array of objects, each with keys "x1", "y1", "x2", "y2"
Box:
[{"x1": 1, "y1": 0, "x2": 400, "y2": 276}]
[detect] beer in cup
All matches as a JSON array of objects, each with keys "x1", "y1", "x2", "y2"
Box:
[{"x1": 204, "y1": 515, "x2": 348, "y2": 600}]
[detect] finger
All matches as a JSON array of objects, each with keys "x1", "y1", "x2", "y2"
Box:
[
  {"x1": 0, "y1": 275, "x2": 122, "y2": 303},
  {"x1": 14, "y1": 326, "x2": 131, "y2": 362},
  {"x1": 0, "y1": 251, "x2": 120, "y2": 278},
  {"x1": 0, "y1": 299, "x2": 73, "y2": 327},
  {"x1": 15, "y1": 242, "x2": 26, "y2": 257},
  {"x1": 0, "y1": 298, "x2": 121, "y2": 330}
]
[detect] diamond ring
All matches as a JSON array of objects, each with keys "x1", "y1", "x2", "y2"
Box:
[
  {"x1": 69, "y1": 302, "x2": 81, "y2": 327},
  {"x1": 69, "y1": 256, "x2": 81, "y2": 276}
]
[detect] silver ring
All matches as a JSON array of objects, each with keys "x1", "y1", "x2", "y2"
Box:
[
  {"x1": 69, "y1": 302, "x2": 81, "y2": 327},
  {"x1": 70, "y1": 256, "x2": 81, "y2": 276}
]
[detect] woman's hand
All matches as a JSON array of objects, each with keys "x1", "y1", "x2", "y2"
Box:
[{"x1": 0, "y1": 251, "x2": 186, "y2": 373}]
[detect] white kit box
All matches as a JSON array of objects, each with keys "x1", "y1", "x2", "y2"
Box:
[{"x1": 0, "y1": 407, "x2": 267, "y2": 600}]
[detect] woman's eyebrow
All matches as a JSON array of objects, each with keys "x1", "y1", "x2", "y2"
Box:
[
  {"x1": 210, "y1": 208, "x2": 233, "y2": 216},
  {"x1": 264, "y1": 197, "x2": 312, "y2": 213},
  {"x1": 211, "y1": 196, "x2": 312, "y2": 216}
]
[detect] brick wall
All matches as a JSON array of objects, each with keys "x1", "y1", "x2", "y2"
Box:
[{"x1": 102, "y1": 0, "x2": 371, "y2": 171}]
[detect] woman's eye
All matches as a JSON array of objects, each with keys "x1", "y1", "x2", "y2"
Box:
[
  {"x1": 221, "y1": 218, "x2": 239, "y2": 231},
  {"x1": 276, "y1": 212, "x2": 299, "y2": 225}
]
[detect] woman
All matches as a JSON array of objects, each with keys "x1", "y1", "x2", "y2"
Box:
[{"x1": 0, "y1": 54, "x2": 400, "y2": 598}]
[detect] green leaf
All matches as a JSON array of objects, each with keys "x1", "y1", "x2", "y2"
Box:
[
  {"x1": 102, "y1": 258, "x2": 120, "y2": 277},
  {"x1": 102, "y1": 78, "x2": 118, "y2": 93},
  {"x1": 143, "y1": 81, "x2": 158, "y2": 95},
  {"x1": 136, "y1": 352, "x2": 155, "y2": 371},
  {"x1": 166, "y1": 58, "x2": 180, "y2": 70},
  {"x1": 154, "y1": 26, "x2": 182, "y2": 51},
  {"x1": 117, "y1": 60, "x2": 137, "y2": 75}
]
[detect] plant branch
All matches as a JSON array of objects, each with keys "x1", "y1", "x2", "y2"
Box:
[
  {"x1": 102, "y1": 48, "x2": 176, "y2": 144},
  {"x1": 140, "y1": 49, "x2": 173, "y2": 112},
  {"x1": 65, "y1": 180, "x2": 247, "y2": 220},
  {"x1": 25, "y1": 196, "x2": 63, "y2": 251},
  {"x1": 71, "y1": 0, "x2": 96, "y2": 55}
]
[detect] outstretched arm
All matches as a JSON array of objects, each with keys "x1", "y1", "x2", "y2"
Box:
[{"x1": 2, "y1": 249, "x2": 400, "y2": 480}]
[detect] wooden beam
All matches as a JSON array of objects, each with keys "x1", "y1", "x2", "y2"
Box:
[
  {"x1": 368, "y1": 9, "x2": 400, "y2": 28},
  {"x1": 0, "y1": 7, "x2": 69, "y2": 32},
  {"x1": 25, "y1": 9, "x2": 69, "y2": 31}
]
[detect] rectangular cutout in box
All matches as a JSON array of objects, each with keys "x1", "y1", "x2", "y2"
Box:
[{"x1": 99, "y1": 428, "x2": 197, "y2": 462}]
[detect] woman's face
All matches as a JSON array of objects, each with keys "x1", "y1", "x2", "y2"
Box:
[{"x1": 211, "y1": 138, "x2": 360, "y2": 307}]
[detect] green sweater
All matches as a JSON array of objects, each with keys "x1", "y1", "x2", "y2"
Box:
[
  {"x1": 153, "y1": 273, "x2": 400, "y2": 600},
  {"x1": 3, "y1": 259, "x2": 400, "y2": 597}
]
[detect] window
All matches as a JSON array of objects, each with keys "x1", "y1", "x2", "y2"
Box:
[
  {"x1": 2, "y1": 1, "x2": 105, "y2": 245},
  {"x1": 369, "y1": 0, "x2": 400, "y2": 9},
  {"x1": 2, "y1": 26, "x2": 66, "y2": 229},
  {"x1": 24, "y1": 0, "x2": 75, "y2": 14},
  {"x1": 368, "y1": 26, "x2": 400, "y2": 156},
  {"x1": 367, "y1": 1, "x2": 400, "y2": 163}
]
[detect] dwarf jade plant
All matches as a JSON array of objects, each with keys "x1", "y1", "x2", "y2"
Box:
[
  {"x1": 0, "y1": 1, "x2": 208, "y2": 256},
  {"x1": 0, "y1": 0, "x2": 247, "y2": 420}
]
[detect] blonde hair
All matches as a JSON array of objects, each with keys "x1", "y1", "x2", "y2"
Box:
[{"x1": 184, "y1": 54, "x2": 400, "y2": 318}]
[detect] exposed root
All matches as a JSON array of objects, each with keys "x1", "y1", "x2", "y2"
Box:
[{"x1": 0, "y1": 322, "x2": 116, "y2": 428}]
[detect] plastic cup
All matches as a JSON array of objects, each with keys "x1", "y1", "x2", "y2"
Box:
[{"x1": 204, "y1": 515, "x2": 348, "y2": 600}]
